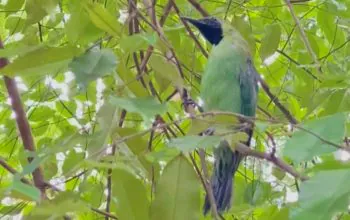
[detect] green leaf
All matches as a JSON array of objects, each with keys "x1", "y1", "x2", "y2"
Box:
[
  {"x1": 168, "y1": 135, "x2": 221, "y2": 152},
  {"x1": 69, "y1": 48, "x2": 118, "y2": 87},
  {"x1": 109, "y1": 96, "x2": 167, "y2": 120},
  {"x1": 0, "y1": 205, "x2": 22, "y2": 215},
  {"x1": 145, "y1": 147, "x2": 179, "y2": 163},
  {"x1": 65, "y1": 2, "x2": 103, "y2": 44},
  {"x1": 20, "y1": 156, "x2": 45, "y2": 177},
  {"x1": 322, "y1": 89, "x2": 350, "y2": 115},
  {"x1": 84, "y1": 2, "x2": 120, "y2": 37},
  {"x1": 30, "y1": 192, "x2": 88, "y2": 217},
  {"x1": 317, "y1": 7, "x2": 346, "y2": 48},
  {"x1": 4, "y1": 0, "x2": 25, "y2": 16},
  {"x1": 283, "y1": 113, "x2": 346, "y2": 163},
  {"x1": 259, "y1": 23, "x2": 281, "y2": 61},
  {"x1": 149, "y1": 54, "x2": 184, "y2": 91},
  {"x1": 291, "y1": 169, "x2": 350, "y2": 220},
  {"x1": 150, "y1": 155, "x2": 200, "y2": 220},
  {"x1": 232, "y1": 16, "x2": 256, "y2": 55},
  {"x1": 1, "y1": 46, "x2": 82, "y2": 77},
  {"x1": 5, "y1": 16, "x2": 25, "y2": 34},
  {"x1": 112, "y1": 168, "x2": 150, "y2": 220},
  {"x1": 260, "y1": 206, "x2": 289, "y2": 220},
  {"x1": 25, "y1": 0, "x2": 58, "y2": 25},
  {"x1": 62, "y1": 151, "x2": 85, "y2": 175},
  {"x1": 11, "y1": 179, "x2": 41, "y2": 202},
  {"x1": 29, "y1": 106, "x2": 55, "y2": 122},
  {"x1": 120, "y1": 32, "x2": 158, "y2": 53},
  {"x1": 114, "y1": 128, "x2": 148, "y2": 154},
  {"x1": 307, "y1": 158, "x2": 350, "y2": 173}
]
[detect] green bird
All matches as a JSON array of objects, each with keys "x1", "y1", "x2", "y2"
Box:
[{"x1": 183, "y1": 17, "x2": 259, "y2": 214}]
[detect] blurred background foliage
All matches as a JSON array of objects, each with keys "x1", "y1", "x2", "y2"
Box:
[{"x1": 0, "y1": 0, "x2": 349, "y2": 219}]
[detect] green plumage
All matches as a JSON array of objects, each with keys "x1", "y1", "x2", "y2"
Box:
[{"x1": 201, "y1": 24, "x2": 258, "y2": 214}]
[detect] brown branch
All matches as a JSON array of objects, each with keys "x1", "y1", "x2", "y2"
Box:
[
  {"x1": 235, "y1": 143, "x2": 308, "y2": 181},
  {"x1": 159, "y1": 0, "x2": 173, "y2": 25},
  {"x1": 130, "y1": 0, "x2": 173, "y2": 81},
  {"x1": 0, "y1": 157, "x2": 59, "y2": 192},
  {"x1": 0, "y1": 157, "x2": 32, "y2": 185},
  {"x1": 0, "y1": 39, "x2": 46, "y2": 198},
  {"x1": 140, "y1": 0, "x2": 187, "y2": 101},
  {"x1": 284, "y1": 0, "x2": 321, "y2": 73},
  {"x1": 257, "y1": 75, "x2": 299, "y2": 124},
  {"x1": 130, "y1": 0, "x2": 148, "y2": 89}
]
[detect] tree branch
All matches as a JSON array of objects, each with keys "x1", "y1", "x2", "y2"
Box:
[
  {"x1": 0, "y1": 39, "x2": 46, "y2": 198},
  {"x1": 257, "y1": 75, "x2": 299, "y2": 124},
  {"x1": 0, "y1": 157, "x2": 32, "y2": 185},
  {"x1": 91, "y1": 207, "x2": 118, "y2": 220},
  {"x1": 235, "y1": 143, "x2": 308, "y2": 181}
]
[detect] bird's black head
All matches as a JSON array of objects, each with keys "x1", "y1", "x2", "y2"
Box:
[{"x1": 182, "y1": 17, "x2": 223, "y2": 45}]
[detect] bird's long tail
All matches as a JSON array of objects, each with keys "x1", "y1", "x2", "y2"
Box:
[{"x1": 203, "y1": 130, "x2": 252, "y2": 215}]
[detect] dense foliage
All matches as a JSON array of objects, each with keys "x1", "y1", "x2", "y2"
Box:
[{"x1": 0, "y1": 0, "x2": 349, "y2": 219}]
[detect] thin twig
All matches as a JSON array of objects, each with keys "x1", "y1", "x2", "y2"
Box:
[
  {"x1": 0, "y1": 39, "x2": 46, "y2": 198},
  {"x1": 198, "y1": 149, "x2": 219, "y2": 219},
  {"x1": 0, "y1": 157, "x2": 32, "y2": 185},
  {"x1": 173, "y1": 3, "x2": 208, "y2": 58},
  {"x1": 257, "y1": 75, "x2": 299, "y2": 124},
  {"x1": 91, "y1": 207, "x2": 118, "y2": 220},
  {"x1": 159, "y1": 0, "x2": 173, "y2": 25},
  {"x1": 295, "y1": 125, "x2": 349, "y2": 152},
  {"x1": 105, "y1": 110, "x2": 127, "y2": 219},
  {"x1": 188, "y1": 0, "x2": 209, "y2": 17},
  {"x1": 284, "y1": 0, "x2": 321, "y2": 73}
]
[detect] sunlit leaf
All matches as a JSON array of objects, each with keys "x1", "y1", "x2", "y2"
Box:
[
  {"x1": 149, "y1": 54, "x2": 184, "y2": 91},
  {"x1": 112, "y1": 168, "x2": 150, "y2": 220},
  {"x1": 25, "y1": 0, "x2": 58, "y2": 25},
  {"x1": 65, "y1": 2, "x2": 103, "y2": 44},
  {"x1": 291, "y1": 169, "x2": 350, "y2": 220},
  {"x1": 1, "y1": 46, "x2": 82, "y2": 77},
  {"x1": 30, "y1": 192, "x2": 88, "y2": 217},
  {"x1": 5, "y1": 16, "x2": 25, "y2": 34},
  {"x1": 168, "y1": 135, "x2": 221, "y2": 152},
  {"x1": 4, "y1": 0, "x2": 25, "y2": 17},
  {"x1": 259, "y1": 23, "x2": 281, "y2": 61},
  {"x1": 84, "y1": 2, "x2": 120, "y2": 37},
  {"x1": 11, "y1": 179, "x2": 41, "y2": 202},
  {"x1": 120, "y1": 32, "x2": 158, "y2": 53},
  {"x1": 283, "y1": 113, "x2": 346, "y2": 163},
  {"x1": 109, "y1": 96, "x2": 167, "y2": 120},
  {"x1": 150, "y1": 155, "x2": 200, "y2": 220}
]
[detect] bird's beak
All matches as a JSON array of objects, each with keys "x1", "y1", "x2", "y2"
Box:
[{"x1": 180, "y1": 16, "x2": 203, "y2": 27}]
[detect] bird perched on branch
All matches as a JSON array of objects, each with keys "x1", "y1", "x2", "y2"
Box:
[{"x1": 182, "y1": 17, "x2": 258, "y2": 214}]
